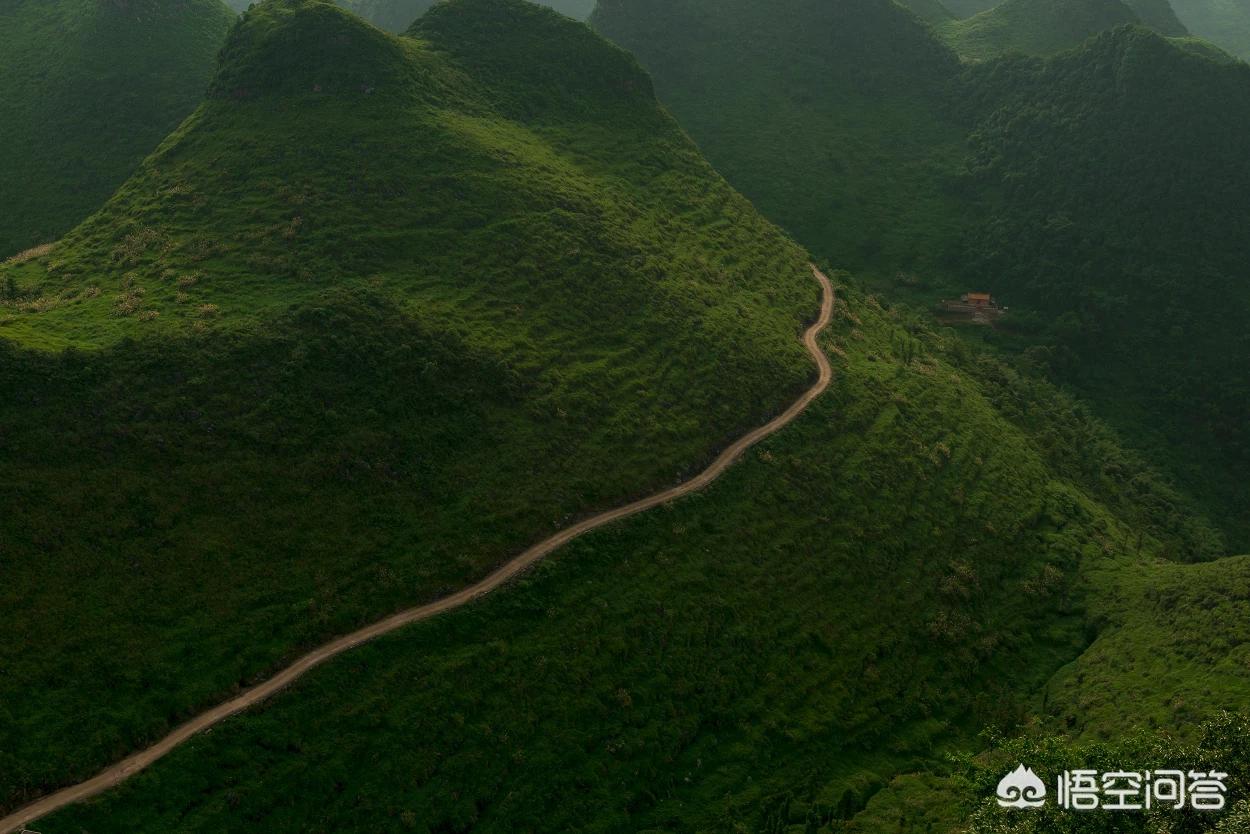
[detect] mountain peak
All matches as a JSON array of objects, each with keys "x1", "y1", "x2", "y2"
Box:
[
  {"x1": 209, "y1": 0, "x2": 411, "y2": 99},
  {"x1": 414, "y1": 0, "x2": 658, "y2": 121}
]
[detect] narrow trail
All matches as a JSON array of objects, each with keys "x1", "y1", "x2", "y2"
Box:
[{"x1": 1, "y1": 265, "x2": 835, "y2": 834}]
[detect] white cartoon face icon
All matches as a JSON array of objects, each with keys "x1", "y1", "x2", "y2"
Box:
[{"x1": 997, "y1": 764, "x2": 1047, "y2": 809}]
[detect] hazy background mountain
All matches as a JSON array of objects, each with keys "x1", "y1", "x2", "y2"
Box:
[
  {"x1": 939, "y1": 0, "x2": 1180, "y2": 59},
  {"x1": 1170, "y1": 0, "x2": 1250, "y2": 58},
  {"x1": 226, "y1": 0, "x2": 596, "y2": 26},
  {"x1": 943, "y1": 0, "x2": 1191, "y2": 33},
  {"x1": 0, "y1": 0, "x2": 235, "y2": 259}
]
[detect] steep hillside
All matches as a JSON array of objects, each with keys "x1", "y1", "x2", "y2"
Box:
[
  {"x1": 0, "y1": 0, "x2": 819, "y2": 814},
  {"x1": 595, "y1": 1, "x2": 1249, "y2": 550},
  {"x1": 593, "y1": 0, "x2": 969, "y2": 279},
  {"x1": 958, "y1": 28, "x2": 1250, "y2": 547},
  {"x1": 26, "y1": 275, "x2": 1238, "y2": 832},
  {"x1": 1170, "y1": 0, "x2": 1250, "y2": 58},
  {"x1": 939, "y1": 0, "x2": 1144, "y2": 59},
  {"x1": 0, "y1": 0, "x2": 236, "y2": 259}
]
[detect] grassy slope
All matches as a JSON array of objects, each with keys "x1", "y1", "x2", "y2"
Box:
[
  {"x1": 32, "y1": 275, "x2": 1219, "y2": 833},
  {"x1": 0, "y1": 0, "x2": 235, "y2": 259},
  {"x1": 593, "y1": 0, "x2": 970, "y2": 282},
  {"x1": 938, "y1": 0, "x2": 1142, "y2": 60},
  {"x1": 1045, "y1": 554, "x2": 1250, "y2": 742},
  {"x1": 0, "y1": 0, "x2": 820, "y2": 813}
]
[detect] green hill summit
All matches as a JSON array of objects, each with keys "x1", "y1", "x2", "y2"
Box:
[
  {"x1": 0, "y1": 0, "x2": 822, "y2": 812},
  {"x1": 940, "y1": 0, "x2": 1147, "y2": 59}
]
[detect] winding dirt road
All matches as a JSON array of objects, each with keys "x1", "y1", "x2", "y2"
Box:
[{"x1": 1, "y1": 265, "x2": 835, "y2": 834}]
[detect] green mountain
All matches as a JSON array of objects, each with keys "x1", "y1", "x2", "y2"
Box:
[
  {"x1": 939, "y1": 0, "x2": 1145, "y2": 59},
  {"x1": 0, "y1": 0, "x2": 819, "y2": 813},
  {"x1": 29, "y1": 270, "x2": 1237, "y2": 832},
  {"x1": 4, "y1": 1, "x2": 1249, "y2": 831},
  {"x1": 0, "y1": 0, "x2": 236, "y2": 259},
  {"x1": 595, "y1": 1, "x2": 1250, "y2": 550},
  {"x1": 226, "y1": 0, "x2": 596, "y2": 26},
  {"x1": 593, "y1": 0, "x2": 968, "y2": 284},
  {"x1": 937, "y1": 0, "x2": 1195, "y2": 60},
  {"x1": 943, "y1": 0, "x2": 1189, "y2": 31},
  {"x1": 1170, "y1": 0, "x2": 1250, "y2": 58},
  {"x1": 957, "y1": 28, "x2": 1250, "y2": 547}
]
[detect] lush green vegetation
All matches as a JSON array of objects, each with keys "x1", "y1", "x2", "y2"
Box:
[
  {"x1": 0, "y1": 0, "x2": 821, "y2": 814},
  {"x1": 0, "y1": 0, "x2": 235, "y2": 260},
  {"x1": 32, "y1": 272, "x2": 1225, "y2": 833},
  {"x1": 955, "y1": 712, "x2": 1250, "y2": 832},
  {"x1": 956, "y1": 29, "x2": 1250, "y2": 547},
  {"x1": 939, "y1": 0, "x2": 1142, "y2": 60},
  {"x1": 593, "y1": 0, "x2": 970, "y2": 280},
  {"x1": 595, "y1": 2, "x2": 1250, "y2": 551},
  {"x1": 936, "y1": 0, "x2": 1208, "y2": 62},
  {"x1": 941, "y1": 0, "x2": 1189, "y2": 34},
  {"x1": 7, "y1": 0, "x2": 1250, "y2": 831}
]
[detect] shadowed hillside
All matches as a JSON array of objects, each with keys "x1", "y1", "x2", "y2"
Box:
[
  {"x1": 593, "y1": 0, "x2": 969, "y2": 280},
  {"x1": 0, "y1": 0, "x2": 235, "y2": 258},
  {"x1": 957, "y1": 28, "x2": 1250, "y2": 548},
  {"x1": 595, "y1": 0, "x2": 1250, "y2": 551},
  {"x1": 0, "y1": 0, "x2": 819, "y2": 813}
]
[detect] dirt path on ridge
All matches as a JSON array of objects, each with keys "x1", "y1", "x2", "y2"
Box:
[{"x1": 0, "y1": 265, "x2": 836, "y2": 834}]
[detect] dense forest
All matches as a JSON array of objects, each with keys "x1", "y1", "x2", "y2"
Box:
[{"x1": 595, "y1": 0, "x2": 1250, "y2": 550}]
